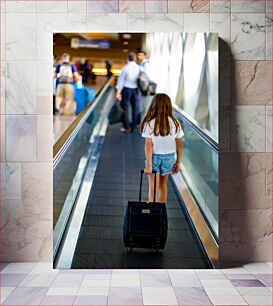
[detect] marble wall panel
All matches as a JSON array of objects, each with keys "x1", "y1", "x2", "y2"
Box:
[
  {"x1": 0, "y1": 115, "x2": 5, "y2": 161},
  {"x1": 231, "y1": 106, "x2": 266, "y2": 152},
  {"x1": 68, "y1": 13, "x2": 87, "y2": 32},
  {"x1": 128, "y1": 13, "x2": 145, "y2": 32},
  {"x1": 266, "y1": 106, "x2": 272, "y2": 152},
  {"x1": 231, "y1": 13, "x2": 266, "y2": 60},
  {"x1": 86, "y1": 13, "x2": 127, "y2": 31},
  {"x1": 210, "y1": 0, "x2": 231, "y2": 13},
  {"x1": 68, "y1": 1, "x2": 87, "y2": 13},
  {"x1": 37, "y1": 1, "x2": 67, "y2": 13},
  {"x1": 266, "y1": 13, "x2": 272, "y2": 60},
  {"x1": 37, "y1": 115, "x2": 52, "y2": 162},
  {"x1": 6, "y1": 1, "x2": 36, "y2": 13},
  {"x1": 231, "y1": 61, "x2": 272, "y2": 106},
  {"x1": 1, "y1": 61, "x2": 5, "y2": 114},
  {"x1": 87, "y1": 0, "x2": 118, "y2": 13},
  {"x1": 220, "y1": 152, "x2": 272, "y2": 210},
  {"x1": 6, "y1": 13, "x2": 36, "y2": 61},
  {"x1": 210, "y1": 13, "x2": 231, "y2": 45},
  {"x1": 4, "y1": 163, "x2": 21, "y2": 200},
  {"x1": 37, "y1": 13, "x2": 68, "y2": 61},
  {"x1": 184, "y1": 13, "x2": 209, "y2": 32},
  {"x1": 6, "y1": 61, "x2": 36, "y2": 115},
  {"x1": 36, "y1": 96, "x2": 52, "y2": 116},
  {"x1": 1, "y1": 12, "x2": 6, "y2": 61},
  {"x1": 6, "y1": 115, "x2": 36, "y2": 162},
  {"x1": 144, "y1": 13, "x2": 183, "y2": 32},
  {"x1": 168, "y1": 0, "x2": 209, "y2": 13},
  {"x1": 146, "y1": 0, "x2": 167, "y2": 13},
  {"x1": 231, "y1": 0, "x2": 266, "y2": 13},
  {"x1": 220, "y1": 208, "x2": 272, "y2": 262},
  {"x1": 119, "y1": 0, "x2": 145, "y2": 13}
]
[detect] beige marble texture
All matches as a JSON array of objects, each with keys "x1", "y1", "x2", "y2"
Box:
[
  {"x1": 231, "y1": 61, "x2": 272, "y2": 105},
  {"x1": 168, "y1": 0, "x2": 209, "y2": 13},
  {"x1": 220, "y1": 208, "x2": 272, "y2": 262},
  {"x1": 119, "y1": 0, "x2": 145, "y2": 13},
  {"x1": 220, "y1": 153, "x2": 272, "y2": 210}
]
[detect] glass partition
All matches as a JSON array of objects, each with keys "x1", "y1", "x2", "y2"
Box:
[
  {"x1": 176, "y1": 114, "x2": 218, "y2": 238},
  {"x1": 53, "y1": 86, "x2": 113, "y2": 257}
]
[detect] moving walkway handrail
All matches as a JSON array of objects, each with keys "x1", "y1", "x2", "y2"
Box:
[
  {"x1": 53, "y1": 77, "x2": 114, "y2": 169},
  {"x1": 172, "y1": 104, "x2": 219, "y2": 152}
]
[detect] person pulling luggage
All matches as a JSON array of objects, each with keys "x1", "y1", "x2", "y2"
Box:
[{"x1": 140, "y1": 93, "x2": 184, "y2": 203}]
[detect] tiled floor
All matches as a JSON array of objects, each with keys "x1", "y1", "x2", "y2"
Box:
[{"x1": 0, "y1": 262, "x2": 272, "y2": 305}]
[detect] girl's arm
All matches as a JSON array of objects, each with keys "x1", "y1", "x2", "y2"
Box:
[
  {"x1": 172, "y1": 138, "x2": 183, "y2": 174},
  {"x1": 144, "y1": 138, "x2": 153, "y2": 173}
]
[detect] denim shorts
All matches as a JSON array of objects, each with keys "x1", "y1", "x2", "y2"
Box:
[{"x1": 146, "y1": 153, "x2": 176, "y2": 176}]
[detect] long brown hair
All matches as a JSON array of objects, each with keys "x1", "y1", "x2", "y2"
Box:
[{"x1": 140, "y1": 93, "x2": 180, "y2": 136}]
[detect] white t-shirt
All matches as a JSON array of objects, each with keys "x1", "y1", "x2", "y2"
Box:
[{"x1": 141, "y1": 117, "x2": 184, "y2": 154}]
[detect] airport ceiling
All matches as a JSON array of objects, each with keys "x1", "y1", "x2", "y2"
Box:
[{"x1": 53, "y1": 33, "x2": 144, "y2": 63}]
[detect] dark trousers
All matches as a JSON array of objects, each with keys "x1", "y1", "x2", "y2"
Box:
[{"x1": 121, "y1": 87, "x2": 140, "y2": 130}]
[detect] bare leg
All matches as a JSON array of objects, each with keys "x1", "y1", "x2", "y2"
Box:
[
  {"x1": 55, "y1": 96, "x2": 63, "y2": 111},
  {"x1": 64, "y1": 98, "x2": 73, "y2": 115},
  {"x1": 158, "y1": 174, "x2": 169, "y2": 203},
  {"x1": 148, "y1": 173, "x2": 160, "y2": 203}
]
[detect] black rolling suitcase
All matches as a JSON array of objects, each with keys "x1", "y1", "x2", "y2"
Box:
[{"x1": 123, "y1": 170, "x2": 168, "y2": 251}]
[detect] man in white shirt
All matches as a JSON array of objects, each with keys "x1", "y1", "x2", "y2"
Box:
[
  {"x1": 116, "y1": 53, "x2": 141, "y2": 133},
  {"x1": 137, "y1": 50, "x2": 153, "y2": 117}
]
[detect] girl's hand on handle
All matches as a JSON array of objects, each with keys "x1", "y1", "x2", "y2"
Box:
[
  {"x1": 172, "y1": 161, "x2": 180, "y2": 174},
  {"x1": 144, "y1": 166, "x2": 153, "y2": 174}
]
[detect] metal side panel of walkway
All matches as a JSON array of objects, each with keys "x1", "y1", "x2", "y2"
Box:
[{"x1": 71, "y1": 124, "x2": 211, "y2": 269}]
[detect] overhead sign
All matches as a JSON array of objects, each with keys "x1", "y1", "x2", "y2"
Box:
[{"x1": 71, "y1": 38, "x2": 110, "y2": 49}]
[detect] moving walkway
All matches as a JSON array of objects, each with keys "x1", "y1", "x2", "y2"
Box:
[{"x1": 53, "y1": 78, "x2": 218, "y2": 269}]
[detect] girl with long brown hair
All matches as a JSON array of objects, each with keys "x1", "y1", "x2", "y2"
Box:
[{"x1": 140, "y1": 93, "x2": 183, "y2": 203}]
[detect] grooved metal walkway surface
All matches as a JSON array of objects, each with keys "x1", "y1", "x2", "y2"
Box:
[{"x1": 71, "y1": 124, "x2": 210, "y2": 269}]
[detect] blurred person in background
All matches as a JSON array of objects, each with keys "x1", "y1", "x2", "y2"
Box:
[
  {"x1": 54, "y1": 53, "x2": 80, "y2": 115},
  {"x1": 105, "y1": 60, "x2": 113, "y2": 79},
  {"x1": 116, "y1": 52, "x2": 140, "y2": 133},
  {"x1": 137, "y1": 50, "x2": 154, "y2": 116},
  {"x1": 53, "y1": 56, "x2": 62, "y2": 115},
  {"x1": 82, "y1": 59, "x2": 92, "y2": 83}
]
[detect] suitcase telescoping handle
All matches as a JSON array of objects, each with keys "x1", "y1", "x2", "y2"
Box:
[{"x1": 139, "y1": 170, "x2": 157, "y2": 203}]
